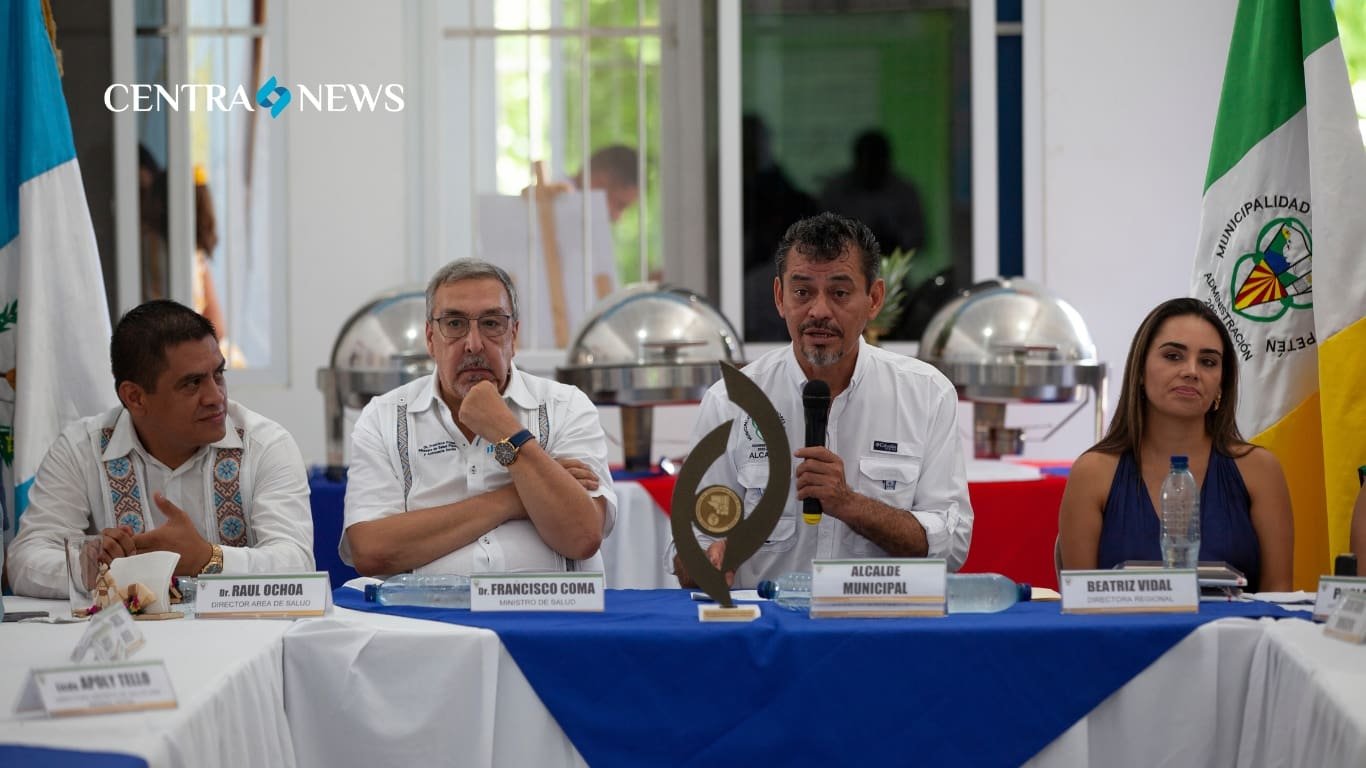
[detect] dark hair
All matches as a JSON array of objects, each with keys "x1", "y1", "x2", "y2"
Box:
[
  {"x1": 1091, "y1": 297, "x2": 1248, "y2": 464},
  {"x1": 195, "y1": 183, "x2": 218, "y2": 256},
  {"x1": 580, "y1": 144, "x2": 639, "y2": 188},
  {"x1": 774, "y1": 212, "x2": 881, "y2": 290},
  {"x1": 111, "y1": 300, "x2": 218, "y2": 392}
]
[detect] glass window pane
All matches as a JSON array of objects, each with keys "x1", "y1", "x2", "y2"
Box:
[
  {"x1": 135, "y1": 0, "x2": 165, "y2": 28},
  {"x1": 586, "y1": 0, "x2": 638, "y2": 29},
  {"x1": 740, "y1": 1, "x2": 972, "y2": 342},
  {"x1": 496, "y1": 0, "x2": 553, "y2": 31}
]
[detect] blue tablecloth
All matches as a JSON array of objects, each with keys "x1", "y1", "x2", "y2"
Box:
[
  {"x1": 334, "y1": 587, "x2": 1295, "y2": 767},
  {"x1": 308, "y1": 468, "x2": 358, "y2": 588},
  {"x1": 0, "y1": 745, "x2": 146, "y2": 768}
]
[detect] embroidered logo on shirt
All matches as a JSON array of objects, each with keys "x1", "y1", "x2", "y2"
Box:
[
  {"x1": 418, "y1": 440, "x2": 460, "y2": 457},
  {"x1": 882, "y1": 480, "x2": 898, "y2": 491},
  {"x1": 872, "y1": 440, "x2": 899, "y2": 454}
]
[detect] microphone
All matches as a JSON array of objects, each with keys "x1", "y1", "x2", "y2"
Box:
[{"x1": 801, "y1": 379, "x2": 832, "y2": 525}]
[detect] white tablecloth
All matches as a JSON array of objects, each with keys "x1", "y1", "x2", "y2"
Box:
[
  {"x1": 600, "y1": 482, "x2": 675, "y2": 589},
  {"x1": 283, "y1": 596, "x2": 1347, "y2": 767},
  {"x1": 282, "y1": 608, "x2": 585, "y2": 768},
  {"x1": 0, "y1": 597, "x2": 297, "y2": 768},
  {"x1": 1237, "y1": 618, "x2": 1366, "y2": 767}
]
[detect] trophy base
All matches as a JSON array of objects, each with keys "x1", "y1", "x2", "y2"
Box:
[{"x1": 697, "y1": 604, "x2": 761, "y2": 622}]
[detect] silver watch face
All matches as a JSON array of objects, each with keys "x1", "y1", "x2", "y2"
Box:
[{"x1": 494, "y1": 441, "x2": 517, "y2": 466}]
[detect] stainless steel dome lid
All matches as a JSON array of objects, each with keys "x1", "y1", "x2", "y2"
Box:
[
  {"x1": 919, "y1": 277, "x2": 1103, "y2": 403},
  {"x1": 318, "y1": 286, "x2": 435, "y2": 472},
  {"x1": 558, "y1": 283, "x2": 742, "y2": 406}
]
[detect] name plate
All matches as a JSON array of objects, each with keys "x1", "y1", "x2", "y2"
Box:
[
  {"x1": 1060, "y1": 570, "x2": 1199, "y2": 614},
  {"x1": 194, "y1": 572, "x2": 331, "y2": 618},
  {"x1": 470, "y1": 572, "x2": 605, "y2": 612},
  {"x1": 1312, "y1": 576, "x2": 1366, "y2": 621},
  {"x1": 72, "y1": 602, "x2": 145, "y2": 663},
  {"x1": 1324, "y1": 591, "x2": 1366, "y2": 644},
  {"x1": 810, "y1": 559, "x2": 946, "y2": 618},
  {"x1": 16, "y1": 660, "x2": 176, "y2": 718}
]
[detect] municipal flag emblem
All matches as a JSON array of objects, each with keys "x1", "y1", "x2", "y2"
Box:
[{"x1": 1231, "y1": 218, "x2": 1312, "y2": 320}]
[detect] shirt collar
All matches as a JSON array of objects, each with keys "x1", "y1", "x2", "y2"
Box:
[
  {"x1": 100, "y1": 406, "x2": 241, "y2": 463},
  {"x1": 502, "y1": 364, "x2": 538, "y2": 411}
]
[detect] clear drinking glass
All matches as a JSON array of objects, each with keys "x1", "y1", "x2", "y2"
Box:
[{"x1": 65, "y1": 534, "x2": 104, "y2": 618}]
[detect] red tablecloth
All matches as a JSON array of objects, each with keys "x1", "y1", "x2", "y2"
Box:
[
  {"x1": 959, "y1": 475, "x2": 1067, "y2": 590},
  {"x1": 618, "y1": 470, "x2": 1067, "y2": 591}
]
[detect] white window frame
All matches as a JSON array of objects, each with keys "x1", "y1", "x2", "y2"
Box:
[{"x1": 110, "y1": 0, "x2": 290, "y2": 386}]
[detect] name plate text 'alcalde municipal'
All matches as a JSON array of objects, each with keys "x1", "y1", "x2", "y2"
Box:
[
  {"x1": 194, "y1": 572, "x2": 331, "y2": 618},
  {"x1": 810, "y1": 559, "x2": 947, "y2": 618},
  {"x1": 470, "y1": 572, "x2": 605, "y2": 612},
  {"x1": 1060, "y1": 569, "x2": 1198, "y2": 614}
]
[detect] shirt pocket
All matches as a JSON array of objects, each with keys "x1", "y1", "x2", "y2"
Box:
[
  {"x1": 737, "y1": 462, "x2": 797, "y2": 550},
  {"x1": 857, "y1": 454, "x2": 922, "y2": 508}
]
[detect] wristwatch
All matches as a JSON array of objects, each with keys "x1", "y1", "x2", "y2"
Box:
[
  {"x1": 200, "y1": 544, "x2": 224, "y2": 575},
  {"x1": 493, "y1": 429, "x2": 536, "y2": 467}
]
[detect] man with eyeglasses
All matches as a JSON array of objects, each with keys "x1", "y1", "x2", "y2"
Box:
[
  {"x1": 340, "y1": 259, "x2": 616, "y2": 576},
  {"x1": 6, "y1": 300, "x2": 315, "y2": 597}
]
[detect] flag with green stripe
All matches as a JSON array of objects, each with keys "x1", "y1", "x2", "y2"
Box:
[{"x1": 1191, "y1": 0, "x2": 1366, "y2": 589}]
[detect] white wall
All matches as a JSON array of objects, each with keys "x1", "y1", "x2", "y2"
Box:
[
  {"x1": 231, "y1": 0, "x2": 411, "y2": 466},
  {"x1": 225, "y1": 0, "x2": 1241, "y2": 468},
  {"x1": 1008, "y1": 0, "x2": 1238, "y2": 460}
]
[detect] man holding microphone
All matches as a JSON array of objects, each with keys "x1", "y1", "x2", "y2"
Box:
[{"x1": 675, "y1": 213, "x2": 972, "y2": 588}]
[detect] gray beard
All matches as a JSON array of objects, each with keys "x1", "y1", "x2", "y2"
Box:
[{"x1": 801, "y1": 345, "x2": 844, "y2": 368}]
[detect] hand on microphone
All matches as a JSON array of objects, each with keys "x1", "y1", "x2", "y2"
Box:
[{"x1": 794, "y1": 446, "x2": 852, "y2": 518}]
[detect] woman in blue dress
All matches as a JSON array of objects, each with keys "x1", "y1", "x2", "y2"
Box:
[{"x1": 1058, "y1": 298, "x2": 1293, "y2": 592}]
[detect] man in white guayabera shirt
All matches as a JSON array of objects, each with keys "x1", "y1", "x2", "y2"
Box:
[
  {"x1": 341, "y1": 259, "x2": 616, "y2": 577},
  {"x1": 7, "y1": 300, "x2": 314, "y2": 597}
]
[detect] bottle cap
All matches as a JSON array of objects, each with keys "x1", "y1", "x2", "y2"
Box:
[
  {"x1": 1017, "y1": 583, "x2": 1032, "y2": 603},
  {"x1": 756, "y1": 580, "x2": 778, "y2": 599},
  {"x1": 1170, "y1": 455, "x2": 1189, "y2": 469},
  {"x1": 363, "y1": 583, "x2": 379, "y2": 602}
]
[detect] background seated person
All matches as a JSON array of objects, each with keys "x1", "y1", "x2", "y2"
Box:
[
  {"x1": 6, "y1": 301, "x2": 314, "y2": 597},
  {"x1": 341, "y1": 259, "x2": 616, "y2": 577},
  {"x1": 1058, "y1": 298, "x2": 1293, "y2": 592},
  {"x1": 675, "y1": 212, "x2": 973, "y2": 589}
]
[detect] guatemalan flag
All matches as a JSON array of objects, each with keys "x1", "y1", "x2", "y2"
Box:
[
  {"x1": 1, "y1": 0, "x2": 117, "y2": 552},
  {"x1": 1191, "y1": 0, "x2": 1366, "y2": 588}
]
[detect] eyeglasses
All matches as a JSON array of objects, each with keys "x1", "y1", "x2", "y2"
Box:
[{"x1": 430, "y1": 313, "x2": 513, "y2": 341}]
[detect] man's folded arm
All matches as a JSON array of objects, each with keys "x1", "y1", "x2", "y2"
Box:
[{"x1": 341, "y1": 413, "x2": 524, "y2": 576}]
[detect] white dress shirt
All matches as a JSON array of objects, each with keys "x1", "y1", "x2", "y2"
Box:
[
  {"x1": 341, "y1": 367, "x2": 617, "y2": 575},
  {"x1": 687, "y1": 338, "x2": 973, "y2": 588},
  {"x1": 6, "y1": 400, "x2": 315, "y2": 598}
]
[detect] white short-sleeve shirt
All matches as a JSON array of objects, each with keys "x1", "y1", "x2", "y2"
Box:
[
  {"x1": 688, "y1": 338, "x2": 973, "y2": 588},
  {"x1": 342, "y1": 367, "x2": 617, "y2": 575}
]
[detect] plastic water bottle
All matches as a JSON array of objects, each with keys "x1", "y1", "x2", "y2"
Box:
[
  {"x1": 757, "y1": 572, "x2": 812, "y2": 609},
  {"x1": 946, "y1": 573, "x2": 1032, "y2": 613},
  {"x1": 364, "y1": 574, "x2": 471, "y2": 608},
  {"x1": 1160, "y1": 455, "x2": 1201, "y2": 570},
  {"x1": 758, "y1": 572, "x2": 1030, "y2": 613}
]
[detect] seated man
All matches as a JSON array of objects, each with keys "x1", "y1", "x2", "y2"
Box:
[
  {"x1": 341, "y1": 259, "x2": 615, "y2": 576},
  {"x1": 6, "y1": 301, "x2": 314, "y2": 597},
  {"x1": 676, "y1": 212, "x2": 972, "y2": 588}
]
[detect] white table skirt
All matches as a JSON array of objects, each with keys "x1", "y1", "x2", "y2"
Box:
[
  {"x1": 600, "y1": 482, "x2": 675, "y2": 590},
  {"x1": 0, "y1": 596, "x2": 297, "y2": 768},
  {"x1": 283, "y1": 608, "x2": 586, "y2": 768},
  {"x1": 1236, "y1": 618, "x2": 1366, "y2": 767}
]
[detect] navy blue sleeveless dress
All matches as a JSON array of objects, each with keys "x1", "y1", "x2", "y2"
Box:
[{"x1": 1095, "y1": 449, "x2": 1262, "y2": 592}]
